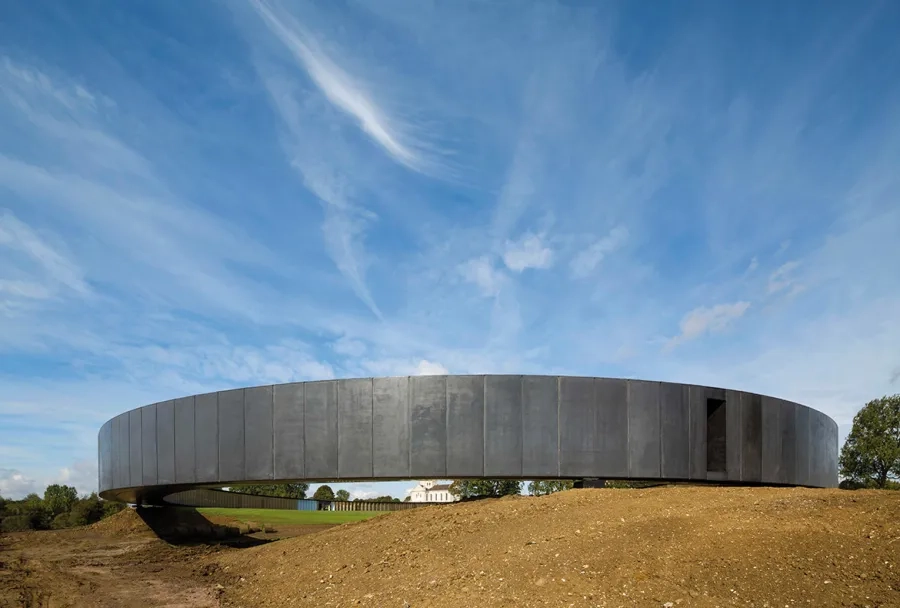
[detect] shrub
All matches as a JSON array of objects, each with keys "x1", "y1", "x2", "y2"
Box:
[{"x1": 2, "y1": 514, "x2": 38, "y2": 532}]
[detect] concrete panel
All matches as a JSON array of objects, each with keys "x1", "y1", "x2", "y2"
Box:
[
  {"x1": 99, "y1": 422, "x2": 113, "y2": 492},
  {"x1": 825, "y1": 418, "x2": 839, "y2": 488},
  {"x1": 128, "y1": 409, "x2": 142, "y2": 487},
  {"x1": 809, "y1": 410, "x2": 830, "y2": 488},
  {"x1": 174, "y1": 396, "x2": 196, "y2": 484},
  {"x1": 373, "y1": 377, "x2": 409, "y2": 478},
  {"x1": 761, "y1": 396, "x2": 782, "y2": 484},
  {"x1": 660, "y1": 382, "x2": 689, "y2": 479},
  {"x1": 107, "y1": 420, "x2": 116, "y2": 490},
  {"x1": 627, "y1": 380, "x2": 661, "y2": 478},
  {"x1": 304, "y1": 381, "x2": 338, "y2": 479},
  {"x1": 218, "y1": 389, "x2": 245, "y2": 482},
  {"x1": 725, "y1": 390, "x2": 743, "y2": 481},
  {"x1": 794, "y1": 405, "x2": 810, "y2": 486},
  {"x1": 485, "y1": 375, "x2": 523, "y2": 477},
  {"x1": 97, "y1": 422, "x2": 109, "y2": 492},
  {"x1": 559, "y1": 376, "x2": 596, "y2": 477},
  {"x1": 114, "y1": 414, "x2": 129, "y2": 489},
  {"x1": 594, "y1": 378, "x2": 628, "y2": 477},
  {"x1": 410, "y1": 375, "x2": 447, "y2": 478},
  {"x1": 688, "y1": 386, "x2": 707, "y2": 480},
  {"x1": 245, "y1": 385, "x2": 274, "y2": 481},
  {"x1": 109, "y1": 418, "x2": 119, "y2": 490},
  {"x1": 522, "y1": 376, "x2": 558, "y2": 478},
  {"x1": 195, "y1": 393, "x2": 218, "y2": 483},
  {"x1": 779, "y1": 399, "x2": 797, "y2": 485},
  {"x1": 740, "y1": 392, "x2": 762, "y2": 482},
  {"x1": 337, "y1": 378, "x2": 374, "y2": 478},
  {"x1": 156, "y1": 400, "x2": 175, "y2": 485},
  {"x1": 446, "y1": 375, "x2": 484, "y2": 477},
  {"x1": 273, "y1": 383, "x2": 304, "y2": 480},
  {"x1": 141, "y1": 405, "x2": 158, "y2": 486}
]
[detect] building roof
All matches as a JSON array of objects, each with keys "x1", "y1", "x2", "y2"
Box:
[{"x1": 429, "y1": 483, "x2": 452, "y2": 492}]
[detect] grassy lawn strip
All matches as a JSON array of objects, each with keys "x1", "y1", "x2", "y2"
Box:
[{"x1": 198, "y1": 507, "x2": 386, "y2": 526}]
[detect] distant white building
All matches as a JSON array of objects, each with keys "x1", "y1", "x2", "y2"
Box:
[{"x1": 408, "y1": 480, "x2": 458, "y2": 503}]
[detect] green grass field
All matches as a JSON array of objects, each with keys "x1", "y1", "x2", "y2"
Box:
[{"x1": 198, "y1": 507, "x2": 386, "y2": 526}]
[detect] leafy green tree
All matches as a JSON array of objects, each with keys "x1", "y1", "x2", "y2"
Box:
[
  {"x1": 313, "y1": 485, "x2": 335, "y2": 500},
  {"x1": 68, "y1": 493, "x2": 104, "y2": 526},
  {"x1": 230, "y1": 483, "x2": 309, "y2": 499},
  {"x1": 449, "y1": 480, "x2": 521, "y2": 499},
  {"x1": 44, "y1": 484, "x2": 78, "y2": 517},
  {"x1": 528, "y1": 480, "x2": 574, "y2": 496},
  {"x1": 334, "y1": 489, "x2": 350, "y2": 501},
  {"x1": 839, "y1": 395, "x2": 900, "y2": 488},
  {"x1": 102, "y1": 498, "x2": 126, "y2": 519},
  {"x1": 2, "y1": 494, "x2": 49, "y2": 530},
  {"x1": 51, "y1": 512, "x2": 73, "y2": 529}
]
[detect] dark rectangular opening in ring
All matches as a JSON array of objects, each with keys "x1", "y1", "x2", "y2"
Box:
[{"x1": 706, "y1": 398, "x2": 727, "y2": 473}]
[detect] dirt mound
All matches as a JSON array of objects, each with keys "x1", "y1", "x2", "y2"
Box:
[
  {"x1": 213, "y1": 486, "x2": 900, "y2": 607},
  {"x1": 88, "y1": 507, "x2": 154, "y2": 536}
]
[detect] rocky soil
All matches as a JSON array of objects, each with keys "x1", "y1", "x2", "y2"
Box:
[
  {"x1": 2, "y1": 487, "x2": 898, "y2": 607},
  {"x1": 212, "y1": 486, "x2": 899, "y2": 607}
]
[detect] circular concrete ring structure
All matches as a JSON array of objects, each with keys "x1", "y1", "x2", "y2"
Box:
[{"x1": 97, "y1": 375, "x2": 839, "y2": 504}]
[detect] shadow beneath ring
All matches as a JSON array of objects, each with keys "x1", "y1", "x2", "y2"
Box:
[{"x1": 135, "y1": 506, "x2": 273, "y2": 547}]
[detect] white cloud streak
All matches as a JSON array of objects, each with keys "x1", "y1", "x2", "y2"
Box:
[
  {"x1": 249, "y1": 0, "x2": 430, "y2": 174},
  {"x1": 667, "y1": 301, "x2": 751, "y2": 349},
  {"x1": 0, "y1": 210, "x2": 90, "y2": 295},
  {"x1": 570, "y1": 226, "x2": 629, "y2": 278},
  {"x1": 768, "y1": 260, "x2": 802, "y2": 295},
  {"x1": 503, "y1": 233, "x2": 553, "y2": 272},
  {"x1": 459, "y1": 256, "x2": 505, "y2": 297}
]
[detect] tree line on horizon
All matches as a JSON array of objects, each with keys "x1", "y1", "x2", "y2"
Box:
[{"x1": 0, "y1": 484, "x2": 125, "y2": 532}]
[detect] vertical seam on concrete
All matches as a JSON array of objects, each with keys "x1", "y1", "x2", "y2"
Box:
[
  {"x1": 519, "y1": 375, "x2": 525, "y2": 477},
  {"x1": 215, "y1": 393, "x2": 220, "y2": 483},
  {"x1": 333, "y1": 381, "x2": 339, "y2": 479},
  {"x1": 371, "y1": 377, "x2": 375, "y2": 479},
  {"x1": 407, "y1": 376, "x2": 412, "y2": 478},
  {"x1": 687, "y1": 386, "x2": 692, "y2": 479},
  {"x1": 520, "y1": 375, "x2": 526, "y2": 477},
  {"x1": 156, "y1": 405, "x2": 160, "y2": 485},
  {"x1": 191, "y1": 397, "x2": 196, "y2": 483},
  {"x1": 482, "y1": 374, "x2": 487, "y2": 478},
  {"x1": 300, "y1": 383, "x2": 306, "y2": 479},
  {"x1": 241, "y1": 389, "x2": 246, "y2": 481},
  {"x1": 738, "y1": 392, "x2": 744, "y2": 482},
  {"x1": 445, "y1": 375, "x2": 451, "y2": 479},
  {"x1": 657, "y1": 383, "x2": 662, "y2": 478},
  {"x1": 591, "y1": 377, "x2": 597, "y2": 478},
  {"x1": 270, "y1": 385, "x2": 275, "y2": 480},
  {"x1": 135, "y1": 410, "x2": 141, "y2": 489},
  {"x1": 556, "y1": 376, "x2": 561, "y2": 478},
  {"x1": 625, "y1": 380, "x2": 631, "y2": 477}
]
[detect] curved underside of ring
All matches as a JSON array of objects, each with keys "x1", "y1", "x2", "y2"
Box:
[{"x1": 97, "y1": 375, "x2": 839, "y2": 504}]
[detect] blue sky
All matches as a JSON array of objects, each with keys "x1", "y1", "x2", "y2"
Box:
[{"x1": 1, "y1": 1, "x2": 899, "y2": 499}]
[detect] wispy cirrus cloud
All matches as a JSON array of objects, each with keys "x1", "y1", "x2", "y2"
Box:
[
  {"x1": 459, "y1": 256, "x2": 505, "y2": 297},
  {"x1": 0, "y1": 209, "x2": 89, "y2": 296},
  {"x1": 767, "y1": 260, "x2": 803, "y2": 296},
  {"x1": 249, "y1": 0, "x2": 440, "y2": 176},
  {"x1": 503, "y1": 233, "x2": 553, "y2": 272},
  {"x1": 570, "y1": 226, "x2": 629, "y2": 278},
  {"x1": 666, "y1": 302, "x2": 751, "y2": 350}
]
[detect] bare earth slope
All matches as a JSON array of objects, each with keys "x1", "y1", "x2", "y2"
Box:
[{"x1": 215, "y1": 487, "x2": 899, "y2": 607}]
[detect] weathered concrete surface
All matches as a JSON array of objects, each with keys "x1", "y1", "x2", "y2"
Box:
[{"x1": 98, "y1": 375, "x2": 840, "y2": 504}]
